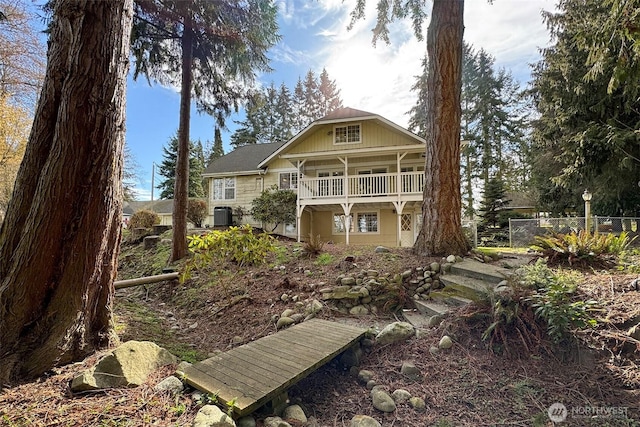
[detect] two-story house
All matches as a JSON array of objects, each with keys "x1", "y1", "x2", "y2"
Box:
[{"x1": 203, "y1": 107, "x2": 426, "y2": 247}]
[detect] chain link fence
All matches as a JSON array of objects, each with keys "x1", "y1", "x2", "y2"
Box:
[{"x1": 509, "y1": 216, "x2": 640, "y2": 248}]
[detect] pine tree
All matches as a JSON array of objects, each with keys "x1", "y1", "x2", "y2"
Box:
[
  {"x1": 207, "y1": 127, "x2": 225, "y2": 165},
  {"x1": 317, "y1": 68, "x2": 343, "y2": 117},
  {"x1": 157, "y1": 135, "x2": 205, "y2": 199},
  {"x1": 478, "y1": 177, "x2": 510, "y2": 229}
]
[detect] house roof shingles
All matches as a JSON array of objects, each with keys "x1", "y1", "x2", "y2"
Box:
[
  {"x1": 203, "y1": 141, "x2": 286, "y2": 175},
  {"x1": 315, "y1": 107, "x2": 376, "y2": 122}
]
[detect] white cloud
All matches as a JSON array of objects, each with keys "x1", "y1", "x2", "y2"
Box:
[{"x1": 285, "y1": 0, "x2": 557, "y2": 127}]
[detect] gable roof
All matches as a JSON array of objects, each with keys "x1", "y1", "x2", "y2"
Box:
[
  {"x1": 258, "y1": 107, "x2": 425, "y2": 168},
  {"x1": 203, "y1": 141, "x2": 285, "y2": 176}
]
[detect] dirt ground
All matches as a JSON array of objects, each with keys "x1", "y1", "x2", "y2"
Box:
[{"x1": 1, "y1": 236, "x2": 639, "y2": 426}]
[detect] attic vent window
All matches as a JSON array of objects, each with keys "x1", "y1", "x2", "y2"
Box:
[{"x1": 334, "y1": 124, "x2": 361, "y2": 144}]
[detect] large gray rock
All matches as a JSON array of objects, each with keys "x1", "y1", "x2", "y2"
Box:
[
  {"x1": 357, "y1": 369, "x2": 374, "y2": 384},
  {"x1": 392, "y1": 389, "x2": 412, "y2": 403},
  {"x1": 350, "y1": 415, "x2": 382, "y2": 427},
  {"x1": 276, "y1": 316, "x2": 295, "y2": 329},
  {"x1": 263, "y1": 417, "x2": 291, "y2": 427},
  {"x1": 371, "y1": 387, "x2": 396, "y2": 412},
  {"x1": 71, "y1": 341, "x2": 177, "y2": 391},
  {"x1": 375, "y1": 322, "x2": 415, "y2": 345},
  {"x1": 283, "y1": 404, "x2": 307, "y2": 423},
  {"x1": 237, "y1": 417, "x2": 256, "y2": 427},
  {"x1": 154, "y1": 376, "x2": 184, "y2": 394},
  {"x1": 192, "y1": 404, "x2": 236, "y2": 427}
]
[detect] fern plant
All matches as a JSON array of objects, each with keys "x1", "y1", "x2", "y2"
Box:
[{"x1": 531, "y1": 230, "x2": 633, "y2": 267}]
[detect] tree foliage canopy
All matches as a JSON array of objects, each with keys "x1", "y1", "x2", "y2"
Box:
[
  {"x1": 530, "y1": 0, "x2": 640, "y2": 216},
  {"x1": 231, "y1": 68, "x2": 343, "y2": 148},
  {"x1": 157, "y1": 134, "x2": 205, "y2": 200},
  {"x1": 0, "y1": 94, "x2": 29, "y2": 217},
  {"x1": 250, "y1": 185, "x2": 296, "y2": 232}
]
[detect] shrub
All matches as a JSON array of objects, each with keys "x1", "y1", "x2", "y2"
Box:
[
  {"x1": 183, "y1": 225, "x2": 276, "y2": 279},
  {"x1": 187, "y1": 199, "x2": 207, "y2": 228},
  {"x1": 250, "y1": 185, "x2": 296, "y2": 232},
  {"x1": 128, "y1": 209, "x2": 160, "y2": 229},
  {"x1": 531, "y1": 230, "x2": 633, "y2": 267},
  {"x1": 521, "y1": 260, "x2": 597, "y2": 343}
]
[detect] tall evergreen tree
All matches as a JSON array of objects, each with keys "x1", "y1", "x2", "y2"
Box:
[
  {"x1": 530, "y1": 0, "x2": 640, "y2": 216},
  {"x1": 317, "y1": 68, "x2": 343, "y2": 117},
  {"x1": 131, "y1": 0, "x2": 279, "y2": 261},
  {"x1": 207, "y1": 126, "x2": 225, "y2": 165},
  {"x1": 157, "y1": 135, "x2": 205, "y2": 199},
  {"x1": 478, "y1": 176, "x2": 510, "y2": 229}
]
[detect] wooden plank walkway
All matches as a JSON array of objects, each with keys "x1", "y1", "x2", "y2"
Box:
[{"x1": 180, "y1": 318, "x2": 367, "y2": 417}]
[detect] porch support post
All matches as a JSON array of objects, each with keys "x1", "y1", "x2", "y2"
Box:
[
  {"x1": 297, "y1": 203, "x2": 306, "y2": 243},
  {"x1": 296, "y1": 160, "x2": 306, "y2": 242},
  {"x1": 338, "y1": 156, "x2": 348, "y2": 198},
  {"x1": 340, "y1": 202, "x2": 353, "y2": 246},
  {"x1": 393, "y1": 201, "x2": 406, "y2": 247}
]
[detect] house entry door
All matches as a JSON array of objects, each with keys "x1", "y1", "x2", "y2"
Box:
[{"x1": 400, "y1": 213, "x2": 413, "y2": 247}]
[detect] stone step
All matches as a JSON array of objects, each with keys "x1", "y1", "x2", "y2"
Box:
[
  {"x1": 450, "y1": 259, "x2": 510, "y2": 284},
  {"x1": 439, "y1": 274, "x2": 492, "y2": 301},
  {"x1": 413, "y1": 299, "x2": 451, "y2": 317},
  {"x1": 401, "y1": 310, "x2": 434, "y2": 328},
  {"x1": 428, "y1": 291, "x2": 473, "y2": 307}
]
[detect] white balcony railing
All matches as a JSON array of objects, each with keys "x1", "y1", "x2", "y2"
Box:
[{"x1": 298, "y1": 171, "x2": 424, "y2": 200}]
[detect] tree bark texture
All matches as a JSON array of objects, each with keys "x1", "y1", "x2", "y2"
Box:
[
  {"x1": 414, "y1": 0, "x2": 470, "y2": 256},
  {"x1": 0, "y1": 0, "x2": 133, "y2": 385},
  {"x1": 171, "y1": 10, "x2": 193, "y2": 262}
]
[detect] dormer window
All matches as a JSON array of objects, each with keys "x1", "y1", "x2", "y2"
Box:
[{"x1": 334, "y1": 124, "x2": 361, "y2": 144}]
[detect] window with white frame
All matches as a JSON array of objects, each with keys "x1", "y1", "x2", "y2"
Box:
[
  {"x1": 333, "y1": 214, "x2": 354, "y2": 233},
  {"x1": 279, "y1": 172, "x2": 298, "y2": 190},
  {"x1": 334, "y1": 124, "x2": 361, "y2": 144},
  {"x1": 333, "y1": 212, "x2": 378, "y2": 233},
  {"x1": 213, "y1": 177, "x2": 235, "y2": 200},
  {"x1": 357, "y1": 212, "x2": 378, "y2": 233}
]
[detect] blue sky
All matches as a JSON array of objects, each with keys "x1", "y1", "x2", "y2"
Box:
[{"x1": 30, "y1": 0, "x2": 557, "y2": 200}]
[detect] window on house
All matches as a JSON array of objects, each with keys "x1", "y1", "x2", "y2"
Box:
[
  {"x1": 357, "y1": 212, "x2": 378, "y2": 233},
  {"x1": 213, "y1": 177, "x2": 235, "y2": 200},
  {"x1": 333, "y1": 214, "x2": 354, "y2": 233},
  {"x1": 334, "y1": 124, "x2": 361, "y2": 144},
  {"x1": 279, "y1": 172, "x2": 298, "y2": 190}
]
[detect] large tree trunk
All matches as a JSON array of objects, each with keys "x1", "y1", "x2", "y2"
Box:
[
  {"x1": 0, "y1": 0, "x2": 133, "y2": 385},
  {"x1": 171, "y1": 10, "x2": 193, "y2": 262},
  {"x1": 414, "y1": 0, "x2": 470, "y2": 256}
]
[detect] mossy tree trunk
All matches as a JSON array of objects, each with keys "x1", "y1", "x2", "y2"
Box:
[{"x1": 0, "y1": 0, "x2": 133, "y2": 385}]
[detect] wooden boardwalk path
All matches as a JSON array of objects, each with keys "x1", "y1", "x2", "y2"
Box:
[{"x1": 180, "y1": 318, "x2": 367, "y2": 417}]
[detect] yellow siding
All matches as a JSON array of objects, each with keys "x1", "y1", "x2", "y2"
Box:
[
  {"x1": 287, "y1": 122, "x2": 419, "y2": 155},
  {"x1": 207, "y1": 174, "x2": 264, "y2": 226},
  {"x1": 308, "y1": 209, "x2": 400, "y2": 247}
]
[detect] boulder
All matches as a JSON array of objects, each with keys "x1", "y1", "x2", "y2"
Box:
[
  {"x1": 283, "y1": 404, "x2": 307, "y2": 423},
  {"x1": 71, "y1": 341, "x2": 177, "y2": 392},
  {"x1": 154, "y1": 376, "x2": 184, "y2": 394},
  {"x1": 374, "y1": 246, "x2": 390, "y2": 253},
  {"x1": 357, "y1": 369, "x2": 374, "y2": 384},
  {"x1": 192, "y1": 404, "x2": 236, "y2": 427},
  {"x1": 350, "y1": 415, "x2": 382, "y2": 427},
  {"x1": 375, "y1": 322, "x2": 415, "y2": 345},
  {"x1": 349, "y1": 305, "x2": 369, "y2": 316},
  {"x1": 263, "y1": 417, "x2": 292, "y2": 427},
  {"x1": 339, "y1": 345, "x2": 363, "y2": 368},
  {"x1": 237, "y1": 416, "x2": 256, "y2": 427},
  {"x1": 371, "y1": 387, "x2": 396, "y2": 412}
]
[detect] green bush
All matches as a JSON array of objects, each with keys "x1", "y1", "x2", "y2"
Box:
[
  {"x1": 128, "y1": 209, "x2": 160, "y2": 229},
  {"x1": 184, "y1": 224, "x2": 276, "y2": 276},
  {"x1": 520, "y1": 260, "x2": 597, "y2": 343},
  {"x1": 531, "y1": 230, "x2": 633, "y2": 267}
]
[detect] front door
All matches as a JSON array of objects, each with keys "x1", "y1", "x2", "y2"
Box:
[{"x1": 400, "y1": 213, "x2": 413, "y2": 247}]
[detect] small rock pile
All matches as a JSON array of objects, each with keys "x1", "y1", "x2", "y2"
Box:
[{"x1": 318, "y1": 255, "x2": 464, "y2": 314}]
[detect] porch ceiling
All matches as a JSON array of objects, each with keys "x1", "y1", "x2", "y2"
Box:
[{"x1": 304, "y1": 201, "x2": 423, "y2": 212}]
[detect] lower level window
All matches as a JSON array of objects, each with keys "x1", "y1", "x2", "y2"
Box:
[{"x1": 357, "y1": 212, "x2": 378, "y2": 233}]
